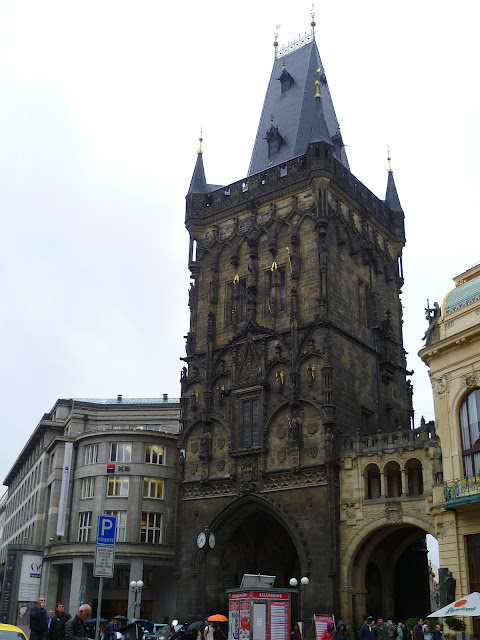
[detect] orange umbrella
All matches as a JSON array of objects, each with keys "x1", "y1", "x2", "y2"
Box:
[{"x1": 207, "y1": 615, "x2": 228, "y2": 622}]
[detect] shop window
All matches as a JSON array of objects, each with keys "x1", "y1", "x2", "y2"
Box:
[{"x1": 459, "y1": 389, "x2": 480, "y2": 476}]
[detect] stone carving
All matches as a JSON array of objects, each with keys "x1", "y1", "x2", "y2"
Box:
[
  {"x1": 241, "y1": 458, "x2": 258, "y2": 482},
  {"x1": 217, "y1": 436, "x2": 226, "y2": 450},
  {"x1": 189, "y1": 462, "x2": 198, "y2": 475},
  {"x1": 263, "y1": 468, "x2": 327, "y2": 491},
  {"x1": 277, "y1": 427, "x2": 286, "y2": 440},
  {"x1": 346, "y1": 503, "x2": 356, "y2": 519},
  {"x1": 444, "y1": 570, "x2": 456, "y2": 603},
  {"x1": 216, "y1": 460, "x2": 226, "y2": 472},
  {"x1": 199, "y1": 431, "x2": 212, "y2": 462},
  {"x1": 307, "y1": 423, "x2": 318, "y2": 435},
  {"x1": 191, "y1": 440, "x2": 199, "y2": 454},
  {"x1": 288, "y1": 416, "x2": 302, "y2": 445},
  {"x1": 307, "y1": 446, "x2": 318, "y2": 458},
  {"x1": 182, "y1": 479, "x2": 236, "y2": 499},
  {"x1": 432, "y1": 444, "x2": 444, "y2": 484},
  {"x1": 461, "y1": 372, "x2": 478, "y2": 389},
  {"x1": 385, "y1": 501, "x2": 402, "y2": 524},
  {"x1": 437, "y1": 520, "x2": 455, "y2": 539},
  {"x1": 277, "y1": 450, "x2": 286, "y2": 463},
  {"x1": 432, "y1": 376, "x2": 447, "y2": 396}
]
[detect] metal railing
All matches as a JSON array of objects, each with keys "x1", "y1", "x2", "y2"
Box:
[{"x1": 443, "y1": 475, "x2": 480, "y2": 505}]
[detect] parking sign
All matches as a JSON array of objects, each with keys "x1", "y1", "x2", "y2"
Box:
[{"x1": 97, "y1": 514, "x2": 117, "y2": 546}]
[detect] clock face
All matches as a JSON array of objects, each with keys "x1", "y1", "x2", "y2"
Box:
[
  {"x1": 197, "y1": 531, "x2": 207, "y2": 548},
  {"x1": 208, "y1": 532, "x2": 216, "y2": 549}
]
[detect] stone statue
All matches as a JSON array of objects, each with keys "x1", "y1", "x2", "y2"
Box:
[
  {"x1": 199, "y1": 431, "x2": 212, "y2": 462},
  {"x1": 432, "y1": 445, "x2": 444, "y2": 484},
  {"x1": 444, "y1": 570, "x2": 456, "y2": 603}
]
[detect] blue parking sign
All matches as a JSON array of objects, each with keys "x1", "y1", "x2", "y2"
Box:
[{"x1": 97, "y1": 514, "x2": 117, "y2": 546}]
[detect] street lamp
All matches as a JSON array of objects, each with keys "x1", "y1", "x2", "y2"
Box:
[
  {"x1": 130, "y1": 580, "x2": 144, "y2": 619},
  {"x1": 289, "y1": 577, "x2": 310, "y2": 630}
]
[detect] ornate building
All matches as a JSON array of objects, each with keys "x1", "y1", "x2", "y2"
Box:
[
  {"x1": 175, "y1": 23, "x2": 438, "y2": 625},
  {"x1": 420, "y1": 262, "x2": 480, "y2": 639}
]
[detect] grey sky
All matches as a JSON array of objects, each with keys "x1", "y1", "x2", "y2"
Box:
[{"x1": 1, "y1": 1, "x2": 479, "y2": 492}]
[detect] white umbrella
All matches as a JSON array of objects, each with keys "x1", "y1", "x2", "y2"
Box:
[{"x1": 429, "y1": 592, "x2": 480, "y2": 617}]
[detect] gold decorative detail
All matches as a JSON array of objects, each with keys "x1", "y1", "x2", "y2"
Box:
[{"x1": 275, "y1": 370, "x2": 284, "y2": 385}]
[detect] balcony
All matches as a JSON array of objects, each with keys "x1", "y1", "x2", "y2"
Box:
[{"x1": 443, "y1": 475, "x2": 480, "y2": 508}]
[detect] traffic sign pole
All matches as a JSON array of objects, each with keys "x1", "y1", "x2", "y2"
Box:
[{"x1": 95, "y1": 515, "x2": 117, "y2": 640}]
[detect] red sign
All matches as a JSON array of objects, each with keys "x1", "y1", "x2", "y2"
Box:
[
  {"x1": 229, "y1": 592, "x2": 249, "y2": 600},
  {"x1": 252, "y1": 592, "x2": 289, "y2": 600},
  {"x1": 107, "y1": 464, "x2": 115, "y2": 473}
]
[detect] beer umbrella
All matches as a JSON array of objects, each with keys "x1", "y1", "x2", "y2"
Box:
[{"x1": 429, "y1": 592, "x2": 480, "y2": 617}]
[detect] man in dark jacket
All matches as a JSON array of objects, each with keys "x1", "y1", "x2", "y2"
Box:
[
  {"x1": 30, "y1": 597, "x2": 48, "y2": 640},
  {"x1": 374, "y1": 619, "x2": 388, "y2": 640},
  {"x1": 412, "y1": 620, "x2": 424, "y2": 640},
  {"x1": 65, "y1": 605, "x2": 92, "y2": 640},
  {"x1": 49, "y1": 603, "x2": 71, "y2": 640},
  {"x1": 359, "y1": 617, "x2": 375, "y2": 640}
]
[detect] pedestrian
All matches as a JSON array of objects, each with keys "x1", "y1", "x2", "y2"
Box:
[
  {"x1": 291, "y1": 624, "x2": 302, "y2": 640},
  {"x1": 387, "y1": 626, "x2": 396, "y2": 640},
  {"x1": 47, "y1": 613, "x2": 55, "y2": 629},
  {"x1": 49, "y1": 603, "x2": 71, "y2": 640},
  {"x1": 64, "y1": 604, "x2": 92, "y2": 640},
  {"x1": 412, "y1": 619, "x2": 424, "y2": 640},
  {"x1": 396, "y1": 623, "x2": 403, "y2": 640},
  {"x1": 332, "y1": 620, "x2": 349, "y2": 640},
  {"x1": 320, "y1": 620, "x2": 335, "y2": 640},
  {"x1": 204, "y1": 623, "x2": 214, "y2": 640},
  {"x1": 213, "y1": 625, "x2": 225, "y2": 640},
  {"x1": 431, "y1": 625, "x2": 442, "y2": 640},
  {"x1": 423, "y1": 626, "x2": 432, "y2": 640},
  {"x1": 30, "y1": 597, "x2": 48, "y2": 640},
  {"x1": 359, "y1": 617, "x2": 376, "y2": 640},
  {"x1": 374, "y1": 618, "x2": 388, "y2": 640}
]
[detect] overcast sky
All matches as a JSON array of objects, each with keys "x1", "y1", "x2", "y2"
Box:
[{"x1": 1, "y1": 1, "x2": 479, "y2": 497}]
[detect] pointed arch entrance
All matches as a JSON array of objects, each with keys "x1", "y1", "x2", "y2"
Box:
[
  {"x1": 204, "y1": 496, "x2": 304, "y2": 618},
  {"x1": 341, "y1": 516, "x2": 436, "y2": 627}
]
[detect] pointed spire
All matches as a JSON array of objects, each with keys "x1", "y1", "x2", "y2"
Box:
[
  {"x1": 311, "y1": 5, "x2": 316, "y2": 40},
  {"x1": 187, "y1": 132, "x2": 207, "y2": 195},
  {"x1": 384, "y1": 149, "x2": 403, "y2": 212},
  {"x1": 310, "y1": 69, "x2": 332, "y2": 145}
]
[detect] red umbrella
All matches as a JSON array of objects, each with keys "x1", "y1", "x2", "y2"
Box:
[{"x1": 207, "y1": 615, "x2": 228, "y2": 622}]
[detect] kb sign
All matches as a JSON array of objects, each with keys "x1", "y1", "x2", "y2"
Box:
[{"x1": 96, "y1": 515, "x2": 117, "y2": 546}]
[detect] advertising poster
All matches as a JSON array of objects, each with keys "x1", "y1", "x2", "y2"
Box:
[
  {"x1": 239, "y1": 601, "x2": 250, "y2": 640},
  {"x1": 16, "y1": 602, "x2": 34, "y2": 637},
  {"x1": 229, "y1": 600, "x2": 239, "y2": 640},
  {"x1": 18, "y1": 554, "x2": 42, "y2": 601},
  {"x1": 314, "y1": 616, "x2": 331, "y2": 640},
  {"x1": 0, "y1": 552, "x2": 17, "y2": 623},
  {"x1": 269, "y1": 601, "x2": 289, "y2": 640}
]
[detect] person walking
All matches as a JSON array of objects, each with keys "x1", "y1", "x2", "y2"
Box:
[
  {"x1": 412, "y1": 619, "x2": 424, "y2": 640},
  {"x1": 423, "y1": 626, "x2": 432, "y2": 640},
  {"x1": 320, "y1": 620, "x2": 335, "y2": 640},
  {"x1": 30, "y1": 597, "x2": 48, "y2": 640},
  {"x1": 65, "y1": 605, "x2": 92, "y2": 640},
  {"x1": 49, "y1": 603, "x2": 71, "y2": 640},
  {"x1": 431, "y1": 625, "x2": 442, "y2": 640},
  {"x1": 374, "y1": 618, "x2": 388, "y2": 640},
  {"x1": 291, "y1": 624, "x2": 302, "y2": 640},
  {"x1": 359, "y1": 617, "x2": 376, "y2": 640},
  {"x1": 204, "y1": 623, "x2": 214, "y2": 640},
  {"x1": 332, "y1": 620, "x2": 349, "y2": 640}
]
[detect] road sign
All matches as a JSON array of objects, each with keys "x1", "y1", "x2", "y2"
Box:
[
  {"x1": 97, "y1": 515, "x2": 117, "y2": 546},
  {"x1": 94, "y1": 546, "x2": 115, "y2": 578}
]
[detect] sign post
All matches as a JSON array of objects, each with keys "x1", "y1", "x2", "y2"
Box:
[{"x1": 94, "y1": 515, "x2": 117, "y2": 640}]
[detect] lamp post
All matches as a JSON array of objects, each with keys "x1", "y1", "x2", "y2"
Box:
[
  {"x1": 289, "y1": 577, "x2": 310, "y2": 630},
  {"x1": 130, "y1": 580, "x2": 144, "y2": 619}
]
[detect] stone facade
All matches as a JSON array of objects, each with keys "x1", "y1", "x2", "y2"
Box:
[{"x1": 419, "y1": 262, "x2": 480, "y2": 638}]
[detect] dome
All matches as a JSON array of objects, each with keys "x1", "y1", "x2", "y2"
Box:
[{"x1": 445, "y1": 273, "x2": 480, "y2": 315}]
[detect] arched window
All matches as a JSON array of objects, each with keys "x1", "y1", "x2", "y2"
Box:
[
  {"x1": 459, "y1": 389, "x2": 480, "y2": 476},
  {"x1": 405, "y1": 458, "x2": 423, "y2": 496},
  {"x1": 385, "y1": 461, "x2": 401, "y2": 498},
  {"x1": 365, "y1": 464, "x2": 381, "y2": 499}
]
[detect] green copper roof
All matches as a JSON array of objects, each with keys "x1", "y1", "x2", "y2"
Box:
[{"x1": 445, "y1": 274, "x2": 480, "y2": 315}]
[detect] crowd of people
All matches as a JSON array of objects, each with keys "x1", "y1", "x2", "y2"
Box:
[
  {"x1": 287, "y1": 617, "x2": 444, "y2": 640},
  {"x1": 29, "y1": 597, "x2": 91, "y2": 640}
]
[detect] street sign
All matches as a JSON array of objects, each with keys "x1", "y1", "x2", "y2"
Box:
[
  {"x1": 93, "y1": 546, "x2": 115, "y2": 578},
  {"x1": 96, "y1": 515, "x2": 117, "y2": 546}
]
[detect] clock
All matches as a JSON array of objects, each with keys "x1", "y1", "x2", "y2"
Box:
[
  {"x1": 208, "y1": 531, "x2": 216, "y2": 549},
  {"x1": 197, "y1": 531, "x2": 207, "y2": 549}
]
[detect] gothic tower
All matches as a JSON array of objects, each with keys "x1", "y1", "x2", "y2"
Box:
[{"x1": 176, "y1": 28, "x2": 411, "y2": 620}]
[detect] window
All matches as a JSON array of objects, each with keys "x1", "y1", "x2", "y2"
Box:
[
  {"x1": 143, "y1": 568, "x2": 154, "y2": 589},
  {"x1": 385, "y1": 461, "x2": 401, "y2": 498},
  {"x1": 140, "y1": 512, "x2": 162, "y2": 543},
  {"x1": 242, "y1": 399, "x2": 259, "y2": 449},
  {"x1": 84, "y1": 444, "x2": 98, "y2": 465},
  {"x1": 107, "y1": 476, "x2": 129, "y2": 497},
  {"x1": 78, "y1": 512, "x2": 92, "y2": 542},
  {"x1": 145, "y1": 444, "x2": 164, "y2": 465},
  {"x1": 405, "y1": 459, "x2": 423, "y2": 496},
  {"x1": 460, "y1": 389, "x2": 480, "y2": 476},
  {"x1": 110, "y1": 442, "x2": 132, "y2": 463},
  {"x1": 365, "y1": 464, "x2": 381, "y2": 499},
  {"x1": 143, "y1": 477, "x2": 164, "y2": 499},
  {"x1": 226, "y1": 277, "x2": 247, "y2": 325},
  {"x1": 81, "y1": 477, "x2": 95, "y2": 499},
  {"x1": 104, "y1": 510, "x2": 127, "y2": 542}
]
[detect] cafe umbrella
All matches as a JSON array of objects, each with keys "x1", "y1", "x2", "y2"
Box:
[{"x1": 429, "y1": 592, "x2": 480, "y2": 617}]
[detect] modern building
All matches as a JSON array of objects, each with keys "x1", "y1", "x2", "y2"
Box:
[
  {"x1": 176, "y1": 22, "x2": 437, "y2": 625},
  {"x1": 420, "y1": 262, "x2": 480, "y2": 639},
  {"x1": 0, "y1": 396, "x2": 180, "y2": 626}
]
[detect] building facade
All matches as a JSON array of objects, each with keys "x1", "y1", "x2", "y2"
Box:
[
  {"x1": 0, "y1": 396, "x2": 180, "y2": 625},
  {"x1": 175, "y1": 27, "x2": 435, "y2": 624},
  {"x1": 420, "y1": 262, "x2": 480, "y2": 639}
]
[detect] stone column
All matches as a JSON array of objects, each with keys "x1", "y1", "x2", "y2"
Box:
[
  {"x1": 128, "y1": 557, "x2": 144, "y2": 620},
  {"x1": 380, "y1": 473, "x2": 386, "y2": 498},
  {"x1": 69, "y1": 557, "x2": 85, "y2": 614},
  {"x1": 42, "y1": 561, "x2": 60, "y2": 611},
  {"x1": 401, "y1": 469, "x2": 407, "y2": 496}
]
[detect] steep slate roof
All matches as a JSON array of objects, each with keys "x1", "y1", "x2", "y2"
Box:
[
  {"x1": 384, "y1": 171, "x2": 403, "y2": 212},
  {"x1": 248, "y1": 40, "x2": 349, "y2": 176},
  {"x1": 187, "y1": 150, "x2": 223, "y2": 195}
]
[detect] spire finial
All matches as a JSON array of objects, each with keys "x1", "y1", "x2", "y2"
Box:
[
  {"x1": 315, "y1": 68, "x2": 321, "y2": 98},
  {"x1": 311, "y1": 5, "x2": 316, "y2": 40},
  {"x1": 274, "y1": 24, "x2": 281, "y2": 60},
  {"x1": 387, "y1": 146, "x2": 392, "y2": 173},
  {"x1": 199, "y1": 128, "x2": 203, "y2": 154}
]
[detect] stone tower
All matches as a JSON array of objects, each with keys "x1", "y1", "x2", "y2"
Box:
[{"x1": 176, "y1": 30, "x2": 412, "y2": 621}]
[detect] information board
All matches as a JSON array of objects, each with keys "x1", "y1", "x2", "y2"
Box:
[
  {"x1": 93, "y1": 546, "x2": 115, "y2": 577},
  {"x1": 269, "y1": 601, "x2": 289, "y2": 640}
]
